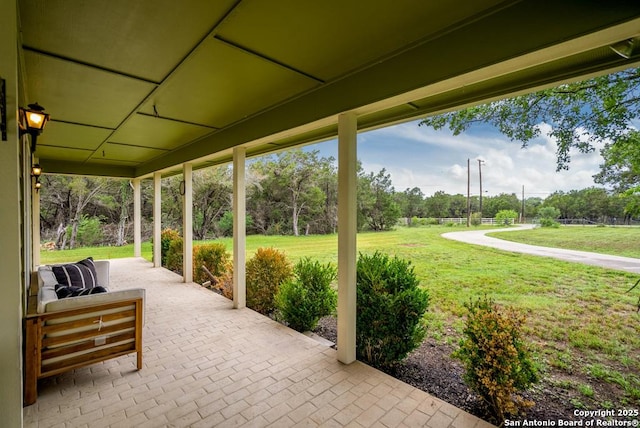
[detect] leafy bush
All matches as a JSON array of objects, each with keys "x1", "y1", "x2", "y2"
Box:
[
  {"x1": 538, "y1": 206, "x2": 560, "y2": 220},
  {"x1": 160, "y1": 228, "x2": 181, "y2": 266},
  {"x1": 356, "y1": 251, "x2": 429, "y2": 369},
  {"x1": 471, "y1": 212, "x2": 482, "y2": 226},
  {"x1": 453, "y1": 296, "x2": 539, "y2": 423},
  {"x1": 495, "y1": 209, "x2": 518, "y2": 225},
  {"x1": 246, "y1": 247, "x2": 293, "y2": 314},
  {"x1": 165, "y1": 236, "x2": 183, "y2": 274},
  {"x1": 539, "y1": 218, "x2": 560, "y2": 228},
  {"x1": 76, "y1": 215, "x2": 104, "y2": 247},
  {"x1": 275, "y1": 258, "x2": 337, "y2": 332},
  {"x1": 217, "y1": 211, "x2": 254, "y2": 237},
  {"x1": 538, "y1": 206, "x2": 561, "y2": 228},
  {"x1": 193, "y1": 243, "x2": 230, "y2": 285}
]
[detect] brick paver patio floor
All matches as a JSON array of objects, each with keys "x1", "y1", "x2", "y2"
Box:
[{"x1": 23, "y1": 258, "x2": 494, "y2": 428}]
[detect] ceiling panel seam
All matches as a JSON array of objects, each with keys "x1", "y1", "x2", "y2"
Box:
[
  {"x1": 37, "y1": 144, "x2": 94, "y2": 152},
  {"x1": 136, "y1": 112, "x2": 218, "y2": 130},
  {"x1": 49, "y1": 118, "x2": 115, "y2": 131},
  {"x1": 21, "y1": 46, "x2": 161, "y2": 85},
  {"x1": 213, "y1": 35, "x2": 325, "y2": 84},
  {"x1": 104, "y1": 141, "x2": 172, "y2": 151},
  {"x1": 83, "y1": 0, "x2": 244, "y2": 168}
]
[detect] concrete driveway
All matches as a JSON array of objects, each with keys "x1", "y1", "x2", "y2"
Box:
[{"x1": 442, "y1": 224, "x2": 640, "y2": 274}]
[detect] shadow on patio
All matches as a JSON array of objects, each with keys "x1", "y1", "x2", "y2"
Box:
[{"x1": 23, "y1": 258, "x2": 493, "y2": 428}]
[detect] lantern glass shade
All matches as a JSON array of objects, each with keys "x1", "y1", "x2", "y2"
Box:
[
  {"x1": 26, "y1": 111, "x2": 46, "y2": 130},
  {"x1": 32, "y1": 164, "x2": 42, "y2": 176},
  {"x1": 21, "y1": 103, "x2": 49, "y2": 133}
]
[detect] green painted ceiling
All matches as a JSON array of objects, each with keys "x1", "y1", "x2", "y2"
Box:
[{"x1": 18, "y1": 0, "x2": 640, "y2": 178}]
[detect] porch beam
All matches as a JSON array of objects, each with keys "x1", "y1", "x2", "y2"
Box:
[
  {"x1": 233, "y1": 146, "x2": 246, "y2": 309},
  {"x1": 133, "y1": 178, "x2": 141, "y2": 257},
  {"x1": 153, "y1": 172, "x2": 161, "y2": 267},
  {"x1": 337, "y1": 112, "x2": 358, "y2": 364},
  {"x1": 183, "y1": 163, "x2": 193, "y2": 283}
]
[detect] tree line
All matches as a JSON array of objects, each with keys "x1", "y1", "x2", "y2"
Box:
[
  {"x1": 39, "y1": 148, "x2": 638, "y2": 249},
  {"x1": 40, "y1": 66, "x2": 640, "y2": 249}
]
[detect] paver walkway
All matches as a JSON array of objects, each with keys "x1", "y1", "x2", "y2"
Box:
[
  {"x1": 24, "y1": 257, "x2": 493, "y2": 428},
  {"x1": 442, "y1": 224, "x2": 640, "y2": 273}
]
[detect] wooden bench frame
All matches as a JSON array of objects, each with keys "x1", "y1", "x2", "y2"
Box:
[{"x1": 23, "y1": 295, "x2": 143, "y2": 406}]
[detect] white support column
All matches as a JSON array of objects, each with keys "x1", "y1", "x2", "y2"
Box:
[
  {"x1": 337, "y1": 112, "x2": 358, "y2": 364},
  {"x1": 133, "y1": 178, "x2": 141, "y2": 258},
  {"x1": 0, "y1": 0, "x2": 24, "y2": 424},
  {"x1": 153, "y1": 172, "x2": 162, "y2": 267},
  {"x1": 182, "y1": 163, "x2": 193, "y2": 283},
  {"x1": 32, "y1": 170, "x2": 41, "y2": 269},
  {"x1": 233, "y1": 147, "x2": 246, "y2": 309}
]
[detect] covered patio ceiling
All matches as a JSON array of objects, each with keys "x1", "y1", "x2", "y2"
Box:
[{"x1": 19, "y1": 0, "x2": 640, "y2": 179}]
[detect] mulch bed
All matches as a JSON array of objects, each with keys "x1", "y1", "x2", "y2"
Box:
[{"x1": 313, "y1": 316, "x2": 578, "y2": 426}]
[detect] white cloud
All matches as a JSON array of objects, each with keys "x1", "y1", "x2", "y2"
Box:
[{"x1": 309, "y1": 120, "x2": 606, "y2": 198}]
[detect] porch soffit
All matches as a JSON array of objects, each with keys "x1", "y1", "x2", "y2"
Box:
[{"x1": 17, "y1": 0, "x2": 640, "y2": 178}]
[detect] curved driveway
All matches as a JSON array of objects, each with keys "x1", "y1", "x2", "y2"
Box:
[{"x1": 441, "y1": 224, "x2": 640, "y2": 274}]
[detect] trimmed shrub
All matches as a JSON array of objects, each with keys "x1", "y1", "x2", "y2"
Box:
[
  {"x1": 160, "y1": 228, "x2": 181, "y2": 266},
  {"x1": 356, "y1": 251, "x2": 429, "y2": 369},
  {"x1": 275, "y1": 258, "x2": 337, "y2": 332},
  {"x1": 193, "y1": 243, "x2": 231, "y2": 285},
  {"x1": 165, "y1": 237, "x2": 183, "y2": 274},
  {"x1": 246, "y1": 247, "x2": 293, "y2": 314},
  {"x1": 453, "y1": 296, "x2": 539, "y2": 423}
]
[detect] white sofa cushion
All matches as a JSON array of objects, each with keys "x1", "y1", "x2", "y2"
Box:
[
  {"x1": 37, "y1": 265, "x2": 60, "y2": 314},
  {"x1": 42, "y1": 288, "x2": 145, "y2": 313}
]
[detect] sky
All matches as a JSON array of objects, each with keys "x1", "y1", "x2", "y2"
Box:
[{"x1": 306, "y1": 119, "x2": 607, "y2": 199}]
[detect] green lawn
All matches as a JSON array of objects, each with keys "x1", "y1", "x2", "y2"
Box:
[
  {"x1": 41, "y1": 225, "x2": 640, "y2": 408},
  {"x1": 488, "y1": 225, "x2": 640, "y2": 258}
]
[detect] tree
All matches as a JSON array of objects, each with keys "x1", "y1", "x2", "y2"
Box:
[
  {"x1": 192, "y1": 167, "x2": 232, "y2": 239},
  {"x1": 40, "y1": 176, "x2": 106, "y2": 249},
  {"x1": 161, "y1": 175, "x2": 183, "y2": 231},
  {"x1": 396, "y1": 187, "x2": 425, "y2": 224},
  {"x1": 424, "y1": 191, "x2": 451, "y2": 218},
  {"x1": 358, "y1": 168, "x2": 401, "y2": 231},
  {"x1": 482, "y1": 193, "x2": 520, "y2": 218},
  {"x1": 249, "y1": 149, "x2": 334, "y2": 236},
  {"x1": 594, "y1": 130, "x2": 640, "y2": 191},
  {"x1": 420, "y1": 67, "x2": 640, "y2": 172},
  {"x1": 448, "y1": 194, "x2": 468, "y2": 218},
  {"x1": 95, "y1": 179, "x2": 133, "y2": 246},
  {"x1": 524, "y1": 197, "x2": 543, "y2": 219}
]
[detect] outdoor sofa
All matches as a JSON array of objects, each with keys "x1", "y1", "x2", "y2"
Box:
[{"x1": 23, "y1": 258, "x2": 144, "y2": 405}]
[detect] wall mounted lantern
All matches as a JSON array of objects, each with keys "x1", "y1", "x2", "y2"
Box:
[
  {"x1": 31, "y1": 163, "x2": 42, "y2": 191},
  {"x1": 19, "y1": 103, "x2": 50, "y2": 153}
]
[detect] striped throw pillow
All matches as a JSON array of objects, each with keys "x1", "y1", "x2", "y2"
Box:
[
  {"x1": 52, "y1": 257, "x2": 99, "y2": 289},
  {"x1": 55, "y1": 284, "x2": 108, "y2": 299}
]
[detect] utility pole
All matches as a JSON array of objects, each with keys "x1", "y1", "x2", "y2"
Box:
[
  {"x1": 521, "y1": 185, "x2": 525, "y2": 223},
  {"x1": 467, "y1": 158, "x2": 471, "y2": 227},
  {"x1": 478, "y1": 159, "x2": 485, "y2": 218}
]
